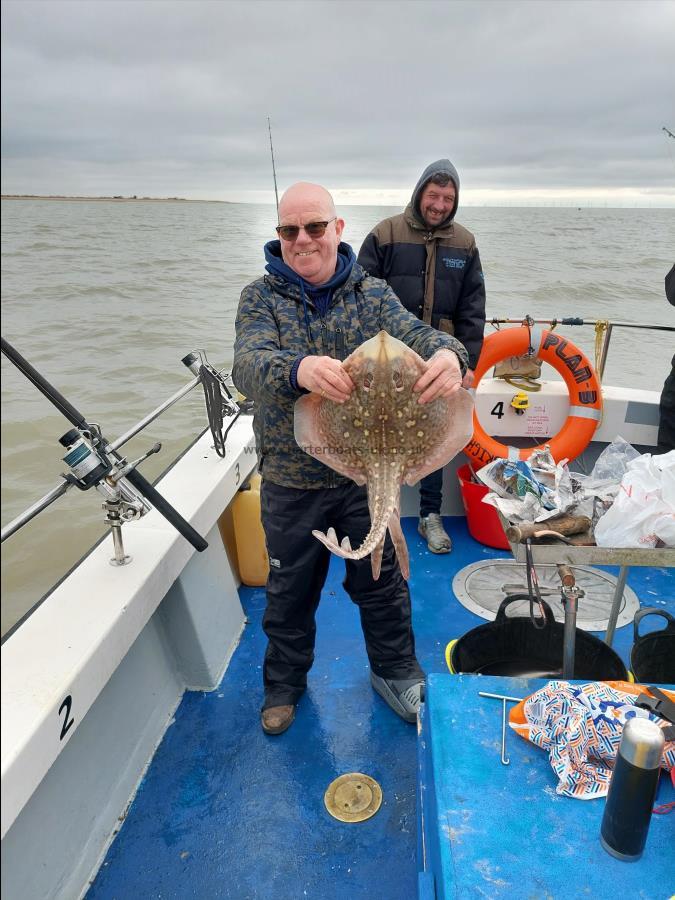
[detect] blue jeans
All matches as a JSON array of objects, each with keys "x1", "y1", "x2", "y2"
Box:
[{"x1": 419, "y1": 468, "x2": 443, "y2": 518}]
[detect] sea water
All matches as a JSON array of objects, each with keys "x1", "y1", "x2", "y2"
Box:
[{"x1": 1, "y1": 199, "x2": 674, "y2": 634}]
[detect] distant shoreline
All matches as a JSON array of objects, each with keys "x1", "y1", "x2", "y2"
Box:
[
  {"x1": 0, "y1": 195, "x2": 232, "y2": 203},
  {"x1": 2, "y1": 195, "x2": 672, "y2": 209}
]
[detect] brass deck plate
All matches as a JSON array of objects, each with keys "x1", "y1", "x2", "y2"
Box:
[{"x1": 324, "y1": 773, "x2": 382, "y2": 823}]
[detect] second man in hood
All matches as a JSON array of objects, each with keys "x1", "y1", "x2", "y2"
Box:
[{"x1": 358, "y1": 158, "x2": 486, "y2": 553}]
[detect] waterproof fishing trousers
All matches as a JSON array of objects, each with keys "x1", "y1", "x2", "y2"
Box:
[
  {"x1": 259, "y1": 480, "x2": 423, "y2": 709},
  {"x1": 657, "y1": 353, "x2": 675, "y2": 454},
  {"x1": 419, "y1": 467, "x2": 444, "y2": 516}
]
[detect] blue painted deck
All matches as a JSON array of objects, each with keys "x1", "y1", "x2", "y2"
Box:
[
  {"x1": 418, "y1": 674, "x2": 675, "y2": 899},
  {"x1": 88, "y1": 518, "x2": 674, "y2": 900}
]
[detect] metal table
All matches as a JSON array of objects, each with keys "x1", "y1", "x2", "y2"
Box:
[{"x1": 498, "y1": 511, "x2": 675, "y2": 647}]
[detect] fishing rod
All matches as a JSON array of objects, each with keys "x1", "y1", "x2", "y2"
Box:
[
  {"x1": 267, "y1": 116, "x2": 279, "y2": 220},
  {"x1": 1, "y1": 336, "x2": 208, "y2": 557},
  {"x1": 663, "y1": 126, "x2": 675, "y2": 174}
]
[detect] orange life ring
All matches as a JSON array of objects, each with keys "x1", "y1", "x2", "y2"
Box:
[{"x1": 464, "y1": 325, "x2": 603, "y2": 468}]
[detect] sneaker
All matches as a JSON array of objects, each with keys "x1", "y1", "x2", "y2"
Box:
[
  {"x1": 418, "y1": 513, "x2": 452, "y2": 553},
  {"x1": 261, "y1": 704, "x2": 296, "y2": 735},
  {"x1": 370, "y1": 672, "x2": 425, "y2": 723}
]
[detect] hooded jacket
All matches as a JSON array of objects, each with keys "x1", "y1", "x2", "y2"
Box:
[
  {"x1": 357, "y1": 159, "x2": 486, "y2": 368},
  {"x1": 232, "y1": 241, "x2": 469, "y2": 488}
]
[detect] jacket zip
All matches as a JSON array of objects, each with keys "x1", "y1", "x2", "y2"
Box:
[
  {"x1": 335, "y1": 326, "x2": 345, "y2": 360},
  {"x1": 321, "y1": 317, "x2": 336, "y2": 487}
]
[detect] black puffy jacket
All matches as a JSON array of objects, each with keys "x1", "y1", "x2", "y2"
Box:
[{"x1": 358, "y1": 160, "x2": 486, "y2": 369}]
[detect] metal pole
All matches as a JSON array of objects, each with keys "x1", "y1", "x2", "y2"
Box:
[
  {"x1": 478, "y1": 692, "x2": 523, "y2": 767},
  {"x1": 558, "y1": 565, "x2": 579, "y2": 678},
  {"x1": 606, "y1": 321, "x2": 675, "y2": 332},
  {"x1": 499, "y1": 699, "x2": 510, "y2": 765},
  {"x1": 597, "y1": 323, "x2": 613, "y2": 382},
  {"x1": 1, "y1": 336, "x2": 208, "y2": 552},
  {"x1": 478, "y1": 692, "x2": 523, "y2": 702},
  {"x1": 109, "y1": 376, "x2": 200, "y2": 451},
  {"x1": 109, "y1": 515, "x2": 130, "y2": 567},
  {"x1": 0, "y1": 481, "x2": 70, "y2": 542},
  {"x1": 488, "y1": 317, "x2": 674, "y2": 333},
  {"x1": 561, "y1": 591, "x2": 578, "y2": 678},
  {"x1": 605, "y1": 566, "x2": 628, "y2": 647},
  {"x1": 0, "y1": 376, "x2": 202, "y2": 543}
]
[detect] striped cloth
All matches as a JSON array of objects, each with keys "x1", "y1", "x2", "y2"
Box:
[{"x1": 509, "y1": 681, "x2": 675, "y2": 799}]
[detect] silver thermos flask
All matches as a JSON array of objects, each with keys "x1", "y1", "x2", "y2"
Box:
[{"x1": 600, "y1": 717, "x2": 665, "y2": 861}]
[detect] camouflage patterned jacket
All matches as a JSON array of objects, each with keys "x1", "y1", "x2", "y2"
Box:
[{"x1": 232, "y1": 243, "x2": 469, "y2": 489}]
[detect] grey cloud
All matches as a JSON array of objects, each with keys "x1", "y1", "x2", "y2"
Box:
[{"x1": 2, "y1": 0, "x2": 674, "y2": 198}]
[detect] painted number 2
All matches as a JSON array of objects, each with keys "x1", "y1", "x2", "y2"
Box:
[{"x1": 58, "y1": 695, "x2": 75, "y2": 741}]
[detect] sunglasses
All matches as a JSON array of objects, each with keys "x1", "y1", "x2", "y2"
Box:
[{"x1": 276, "y1": 217, "x2": 336, "y2": 242}]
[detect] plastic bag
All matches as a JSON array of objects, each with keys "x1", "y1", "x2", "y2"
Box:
[
  {"x1": 581, "y1": 435, "x2": 640, "y2": 497},
  {"x1": 594, "y1": 450, "x2": 675, "y2": 548},
  {"x1": 572, "y1": 435, "x2": 641, "y2": 530}
]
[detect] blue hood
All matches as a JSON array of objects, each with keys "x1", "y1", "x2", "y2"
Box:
[
  {"x1": 264, "y1": 240, "x2": 356, "y2": 297},
  {"x1": 264, "y1": 241, "x2": 357, "y2": 334}
]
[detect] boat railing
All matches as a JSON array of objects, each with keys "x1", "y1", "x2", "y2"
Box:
[
  {"x1": 1, "y1": 352, "x2": 240, "y2": 544},
  {"x1": 487, "y1": 317, "x2": 674, "y2": 380},
  {"x1": 2, "y1": 318, "x2": 672, "y2": 544}
]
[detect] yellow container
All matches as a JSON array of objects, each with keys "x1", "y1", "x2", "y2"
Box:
[{"x1": 232, "y1": 474, "x2": 269, "y2": 587}]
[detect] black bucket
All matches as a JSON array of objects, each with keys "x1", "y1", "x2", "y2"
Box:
[
  {"x1": 630, "y1": 609, "x2": 675, "y2": 684},
  {"x1": 448, "y1": 596, "x2": 629, "y2": 680}
]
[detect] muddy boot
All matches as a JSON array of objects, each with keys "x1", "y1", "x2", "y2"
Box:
[
  {"x1": 418, "y1": 513, "x2": 451, "y2": 554},
  {"x1": 261, "y1": 704, "x2": 296, "y2": 735}
]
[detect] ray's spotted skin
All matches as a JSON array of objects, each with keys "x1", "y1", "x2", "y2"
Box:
[{"x1": 294, "y1": 331, "x2": 474, "y2": 579}]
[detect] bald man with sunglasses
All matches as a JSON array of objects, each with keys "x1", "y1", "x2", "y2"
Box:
[{"x1": 233, "y1": 182, "x2": 469, "y2": 736}]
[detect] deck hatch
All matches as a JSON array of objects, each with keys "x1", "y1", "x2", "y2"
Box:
[
  {"x1": 324, "y1": 773, "x2": 382, "y2": 823},
  {"x1": 452, "y1": 560, "x2": 639, "y2": 631}
]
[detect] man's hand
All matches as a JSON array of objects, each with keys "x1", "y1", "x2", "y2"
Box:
[
  {"x1": 297, "y1": 355, "x2": 354, "y2": 403},
  {"x1": 413, "y1": 348, "x2": 463, "y2": 404}
]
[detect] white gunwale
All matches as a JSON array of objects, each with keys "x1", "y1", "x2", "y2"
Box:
[{"x1": 1, "y1": 417, "x2": 257, "y2": 839}]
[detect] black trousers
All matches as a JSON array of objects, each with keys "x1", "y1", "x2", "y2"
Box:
[
  {"x1": 419, "y1": 467, "x2": 444, "y2": 517},
  {"x1": 657, "y1": 354, "x2": 675, "y2": 454},
  {"x1": 259, "y1": 480, "x2": 423, "y2": 709}
]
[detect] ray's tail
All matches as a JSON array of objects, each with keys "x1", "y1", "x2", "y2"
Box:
[
  {"x1": 312, "y1": 502, "x2": 395, "y2": 566},
  {"x1": 312, "y1": 498, "x2": 409, "y2": 581}
]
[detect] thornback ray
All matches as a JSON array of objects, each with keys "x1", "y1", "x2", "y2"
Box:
[{"x1": 294, "y1": 330, "x2": 474, "y2": 579}]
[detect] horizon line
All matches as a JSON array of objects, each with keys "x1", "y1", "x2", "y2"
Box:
[{"x1": 3, "y1": 193, "x2": 675, "y2": 209}]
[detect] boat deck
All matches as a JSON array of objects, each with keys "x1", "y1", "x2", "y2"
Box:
[{"x1": 87, "y1": 517, "x2": 674, "y2": 900}]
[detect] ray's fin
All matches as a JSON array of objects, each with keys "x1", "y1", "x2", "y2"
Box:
[{"x1": 387, "y1": 510, "x2": 410, "y2": 580}]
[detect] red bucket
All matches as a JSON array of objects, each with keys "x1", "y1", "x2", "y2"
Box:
[{"x1": 457, "y1": 463, "x2": 510, "y2": 550}]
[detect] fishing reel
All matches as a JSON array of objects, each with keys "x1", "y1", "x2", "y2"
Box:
[
  {"x1": 60, "y1": 425, "x2": 160, "y2": 565},
  {"x1": 1, "y1": 334, "x2": 209, "y2": 557}
]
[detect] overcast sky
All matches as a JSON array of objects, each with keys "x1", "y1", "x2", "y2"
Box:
[{"x1": 2, "y1": 0, "x2": 675, "y2": 206}]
